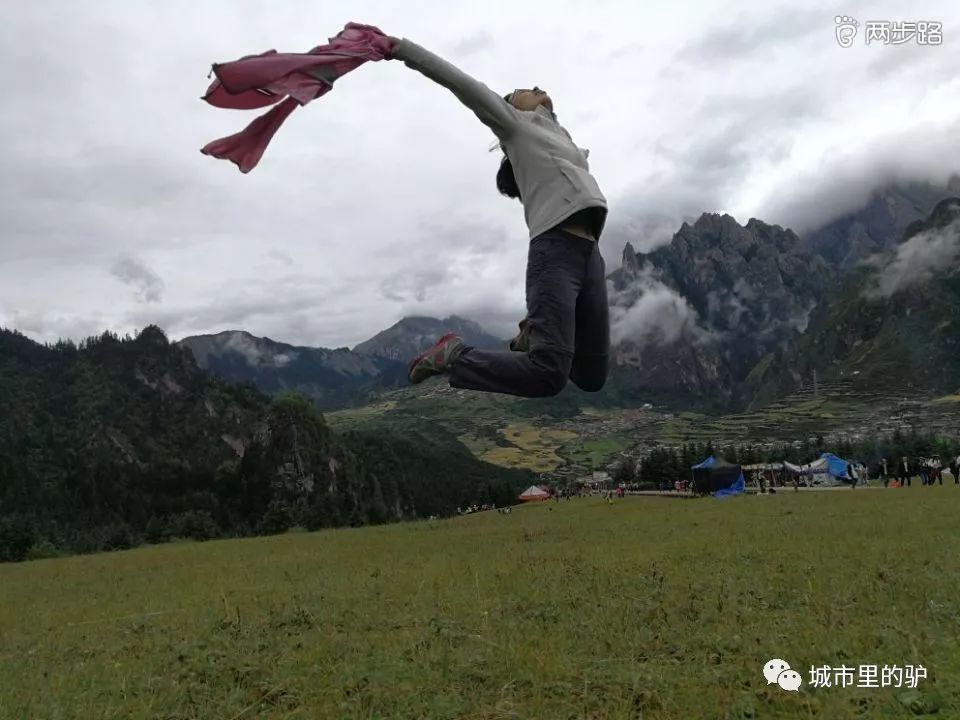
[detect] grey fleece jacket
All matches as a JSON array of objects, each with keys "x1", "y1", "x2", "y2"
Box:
[{"x1": 392, "y1": 38, "x2": 608, "y2": 240}]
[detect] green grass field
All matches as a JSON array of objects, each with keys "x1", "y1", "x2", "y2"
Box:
[
  {"x1": 560, "y1": 435, "x2": 631, "y2": 469},
  {"x1": 4, "y1": 488, "x2": 959, "y2": 719}
]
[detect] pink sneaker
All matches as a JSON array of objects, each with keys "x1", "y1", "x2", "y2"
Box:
[{"x1": 407, "y1": 333, "x2": 465, "y2": 384}]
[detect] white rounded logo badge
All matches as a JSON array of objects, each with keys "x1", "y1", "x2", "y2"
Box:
[{"x1": 763, "y1": 658, "x2": 803, "y2": 692}]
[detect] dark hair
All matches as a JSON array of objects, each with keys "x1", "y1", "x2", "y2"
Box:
[
  {"x1": 495, "y1": 92, "x2": 521, "y2": 200},
  {"x1": 497, "y1": 156, "x2": 521, "y2": 200}
]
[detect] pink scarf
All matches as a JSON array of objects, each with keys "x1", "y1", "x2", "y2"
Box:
[{"x1": 201, "y1": 22, "x2": 392, "y2": 173}]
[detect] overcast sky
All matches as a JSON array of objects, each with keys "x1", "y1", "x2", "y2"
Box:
[{"x1": 2, "y1": 0, "x2": 959, "y2": 349}]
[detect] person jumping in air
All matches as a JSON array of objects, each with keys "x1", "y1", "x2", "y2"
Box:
[{"x1": 388, "y1": 36, "x2": 610, "y2": 398}]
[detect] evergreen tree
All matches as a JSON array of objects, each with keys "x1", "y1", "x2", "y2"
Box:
[
  {"x1": 0, "y1": 327, "x2": 532, "y2": 560},
  {"x1": 613, "y1": 457, "x2": 636, "y2": 484}
]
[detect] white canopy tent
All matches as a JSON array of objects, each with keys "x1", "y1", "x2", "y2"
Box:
[
  {"x1": 518, "y1": 485, "x2": 551, "y2": 502},
  {"x1": 784, "y1": 453, "x2": 855, "y2": 486}
]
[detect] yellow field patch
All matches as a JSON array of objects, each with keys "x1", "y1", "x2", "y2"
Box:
[
  {"x1": 578, "y1": 406, "x2": 605, "y2": 417},
  {"x1": 479, "y1": 423, "x2": 577, "y2": 472},
  {"x1": 457, "y1": 433, "x2": 493, "y2": 456},
  {"x1": 542, "y1": 428, "x2": 578, "y2": 443},
  {"x1": 325, "y1": 400, "x2": 397, "y2": 424}
]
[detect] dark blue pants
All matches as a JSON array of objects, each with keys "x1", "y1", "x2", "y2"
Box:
[{"x1": 449, "y1": 228, "x2": 609, "y2": 397}]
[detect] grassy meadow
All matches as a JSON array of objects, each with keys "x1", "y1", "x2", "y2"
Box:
[{"x1": 2, "y1": 487, "x2": 959, "y2": 719}]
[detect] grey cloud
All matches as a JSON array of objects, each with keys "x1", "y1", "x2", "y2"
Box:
[
  {"x1": 218, "y1": 332, "x2": 301, "y2": 367},
  {"x1": 7, "y1": 147, "x2": 195, "y2": 209},
  {"x1": 696, "y1": 86, "x2": 822, "y2": 127},
  {"x1": 864, "y1": 214, "x2": 960, "y2": 298},
  {"x1": 569, "y1": 109, "x2": 600, "y2": 126},
  {"x1": 602, "y1": 202, "x2": 700, "y2": 262},
  {"x1": 707, "y1": 283, "x2": 751, "y2": 330},
  {"x1": 2, "y1": 147, "x2": 246, "y2": 264},
  {"x1": 675, "y1": 84, "x2": 824, "y2": 170},
  {"x1": 787, "y1": 304, "x2": 815, "y2": 333},
  {"x1": 380, "y1": 266, "x2": 451, "y2": 303},
  {"x1": 603, "y1": 160, "x2": 737, "y2": 261},
  {"x1": 2, "y1": 308, "x2": 111, "y2": 345},
  {"x1": 125, "y1": 270, "x2": 356, "y2": 344},
  {"x1": 378, "y1": 220, "x2": 511, "y2": 302},
  {"x1": 865, "y1": 35, "x2": 960, "y2": 82},
  {"x1": 682, "y1": 129, "x2": 752, "y2": 175},
  {"x1": 392, "y1": 278, "x2": 526, "y2": 342},
  {"x1": 867, "y1": 41, "x2": 936, "y2": 79},
  {"x1": 111, "y1": 255, "x2": 165, "y2": 303},
  {"x1": 606, "y1": 42, "x2": 646, "y2": 62},
  {"x1": 609, "y1": 100, "x2": 959, "y2": 267},
  {"x1": 758, "y1": 120, "x2": 960, "y2": 236},
  {"x1": 608, "y1": 265, "x2": 711, "y2": 346},
  {"x1": 267, "y1": 250, "x2": 295, "y2": 267},
  {"x1": 677, "y1": 9, "x2": 826, "y2": 63},
  {"x1": 143, "y1": 293, "x2": 326, "y2": 331},
  {"x1": 453, "y1": 32, "x2": 496, "y2": 57},
  {"x1": 418, "y1": 219, "x2": 511, "y2": 255},
  {"x1": 432, "y1": 298, "x2": 519, "y2": 341},
  {"x1": 2, "y1": 0, "x2": 958, "y2": 351},
  {"x1": 603, "y1": 82, "x2": 825, "y2": 261}
]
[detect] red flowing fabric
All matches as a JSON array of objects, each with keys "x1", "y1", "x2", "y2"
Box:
[{"x1": 201, "y1": 22, "x2": 392, "y2": 173}]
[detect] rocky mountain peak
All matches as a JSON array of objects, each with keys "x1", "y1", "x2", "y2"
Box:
[
  {"x1": 607, "y1": 210, "x2": 836, "y2": 408},
  {"x1": 801, "y1": 181, "x2": 952, "y2": 267},
  {"x1": 352, "y1": 315, "x2": 504, "y2": 361}
]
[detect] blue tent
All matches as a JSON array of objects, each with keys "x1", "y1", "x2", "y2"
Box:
[
  {"x1": 821, "y1": 453, "x2": 854, "y2": 480},
  {"x1": 691, "y1": 456, "x2": 746, "y2": 497},
  {"x1": 715, "y1": 474, "x2": 746, "y2": 498},
  {"x1": 691, "y1": 456, "x2": 717, "y2": 470},
  {"x1": 790, "y1": 453, "x2": 855, "y2": 485}
]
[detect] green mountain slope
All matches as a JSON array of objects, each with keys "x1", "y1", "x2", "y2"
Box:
[
  {"x1": 746, "y1": 198, "x2": 960, "y2": 408},
  {"x1": 178, "y1": 316, "x2": 506, "y2": 411},
  {"x1": 0, "y1": 327, "x2": 530, "y2": 560}
]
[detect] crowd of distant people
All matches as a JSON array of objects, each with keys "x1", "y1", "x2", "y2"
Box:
[
  {"x1": 878, "y1": 455, "x2": 960, "y2": 487},
  {"x1": 749, "y1": 454, "x2": 960, "y2": 492},
  {"x1": 452, "y1": 454, "x2": 960, "y2": 515},
  {"x1": 457, "y1": 504, "x2": 496, "y2": 515},
  {"x1": 455, "y1": 485, "x2": 627, "y2": 516}
]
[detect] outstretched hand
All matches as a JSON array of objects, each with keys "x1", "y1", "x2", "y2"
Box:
[{"x1": 385, "y1": 35, "x2": 401, "y2": 58}]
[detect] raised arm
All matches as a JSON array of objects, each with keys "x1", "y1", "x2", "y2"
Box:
[{"x1": 389, "y1": 38, "x2": 519, "y2": 140}]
